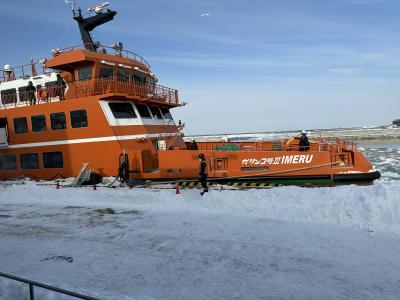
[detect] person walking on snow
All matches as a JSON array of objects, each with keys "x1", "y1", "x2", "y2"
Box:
[{"x1": 198, "y1": 154, "x2": 208, "y2": 195}]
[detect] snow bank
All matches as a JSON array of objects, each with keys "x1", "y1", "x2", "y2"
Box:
[
  {"x1": 1, "y1": 181, "x2": 400, "y2": 299},
  {"x1": 1, "y1": 181, "x2": 400, "y2": 235}
]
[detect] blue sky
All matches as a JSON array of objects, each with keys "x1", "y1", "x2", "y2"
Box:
[{"x1": 1, "y1": 0, "x2": 399, "y2": 134}]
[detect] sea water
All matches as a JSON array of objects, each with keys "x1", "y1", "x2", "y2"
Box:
[{"x1": 361, "y1": 139, "x2": 400, "y2": 182}]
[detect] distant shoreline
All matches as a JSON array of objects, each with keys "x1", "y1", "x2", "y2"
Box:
[{"x1": 185, "y1": 126, "x2": 400, "y2": 142}]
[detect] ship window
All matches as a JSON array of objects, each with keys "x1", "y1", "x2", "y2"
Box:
[
  {"x1": 100, "y1": 67, "x2": 114, "y2": 79},
  {"x1": 161, "y1": 108, "x2": 173, "y2": 120},
  {"x1": 20, "y1": 153, "x2": 39, "y2": 169},
  {"x1": 147, "y1": 76, "x2": 155, "y2": 86},
  {"x1": 70, "y1": 110, "x2": 88, "y2": 128},
  {"x1": 43, "y1": 152, "x2": 63, "y2": 169},
  {"x1": 136, "y1": 104, "x2": 152, "y2": 119},
  {"x1": 0, "y1": 154, "x2": 17, "y2": 170},
  {"x1": 18, "y1": 86, "x2": 29, "y2": 102},
  {"x1": 50, "y1": 112, "x2": 67, "y2": 130},
  {"x1": 150, "y1": 106, "x2": 163, "y2": 119},
  {"x1": 109, "y1": 103, "x2": 137, "y2": 119},
  {"x1": 78, "y1": 66, "x2": 92, "y2": 81},
  {"x1": 31, "y1": 115, "x2": 47, "y2": 132},
  {"x1": 1, "y1": 88, "x2": 17, "y2": 105},
  {"x1": 13, "y1": 117, "x2": 28, "y2": 134},
  {"x1": 118, "y1": 69, "x2": 130, "y2": 82},
  {"x1": 133, "y1": 71, "x2": 146, "y2": 84}
]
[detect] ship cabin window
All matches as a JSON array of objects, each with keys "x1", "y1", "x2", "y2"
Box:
[
  {"x1": 1, "y1": 88, "x2": 17, "y2": 105},
  {"x1": 20, "y1": 153, "x2": 39, "y2": 169},
  {"x1": 147, "y1": 76, "x2": 155, "y2": 86},
  {"x1": 43, "y1": 152, "x2": 63, "y2": 169},
  {"x1": 99, "y1": 66, "x2": 114, "y2": 79},
  {"x1": 109, "y1": 103, "x2": 137, "y2": 119},
  {"x1": 78, "y1": 66, "x2": 92, "y2": 81},
  {"x1": 18, "y1": 86, "x2": 29, "y2": 102},
  {"x1": 70, "y1": 110, "x2": 88, "y2": 128},
  {"x1": 117, "y1": 69, "x2": 130, "y2": 82},
  {"x1": 0, "y1": 154, "x2": 17, "y2": 170},
  {"x1": 150, "y1": 106, "x2": 163, "y2": 119},
  {"x1": 13, "y1": 117, "x2": 28, "y2": 134},
  {"x1": 133, "y1": 71, "x2": 146, "y2": 85},
  {"x1": 136, "y1": 104, "x2": 152, "y2": 119},
  {"x1": 31, "y1": 115, "x2": 47, "y2": 132},
  {"x1": 50, "y1": 112, "x2": 67, "y2": 130},
  {"x1": 161, "y1": 108, "x2": 173, "y2": 120}
]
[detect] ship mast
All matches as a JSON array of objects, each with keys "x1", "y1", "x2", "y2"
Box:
[{"x1": 72, "y1": 2, "x2": 117, "y2": 52}]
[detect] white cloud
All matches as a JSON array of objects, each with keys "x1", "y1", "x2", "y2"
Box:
[{"x1": 328, "y1": 68, "x2": 362, "y2": 74}]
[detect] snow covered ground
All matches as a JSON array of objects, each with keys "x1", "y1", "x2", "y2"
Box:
[{"x1": 0, "y1": 141, "x2": 399, "y2": 300}]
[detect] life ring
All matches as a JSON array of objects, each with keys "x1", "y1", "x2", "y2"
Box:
[
  {"x1": 285, "y1": 138, "x2": 298, "y2": 150},
  {"x1": 37, "y1": 88, "x2": 48, "y2": 101}
]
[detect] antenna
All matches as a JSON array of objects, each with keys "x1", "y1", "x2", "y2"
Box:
[
  {"x1": 73, "y1": 2, "x2": 117, "y2": 51},
  {"x1": 64, "y1": 0, "x2": 76, "y2": 13}
]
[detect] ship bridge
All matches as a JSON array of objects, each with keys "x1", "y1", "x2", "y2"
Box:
[{"x1": 0, "y1": 45, "x2": 179, "y2": 109}]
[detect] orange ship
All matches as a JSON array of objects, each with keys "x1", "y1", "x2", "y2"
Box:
[{"x1": 0, "y1": 3, "x2": 380, "y2": 186}]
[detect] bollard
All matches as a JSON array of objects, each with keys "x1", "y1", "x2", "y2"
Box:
[
  {"x1": 175, "y1": 182, "x2": 180, "y2": 194},
  {"x1": 220, "y1": 185, "x2": 224, "y2": 191},
  {"x1": 56, "y1": 181, "x2": 60, "y2": 189},
  {"x1": 93, "y1": 184, "x2": 97, "y2": 191}
]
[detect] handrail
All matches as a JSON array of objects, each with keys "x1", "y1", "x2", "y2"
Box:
[
  {"x1": 191, "y1": 140, "x2": 356, "y2": 153},
  {"x1": 0, "y1": 61, "x2": 46, "y2": 83},
  {"x1": 0, "y1": 271, "x2": 100, "y2": 300},
  {"x1": 53, "y1": 44, "x2": 151, "y2": 69},
  {"x1": 0, "y1": 77, "x2": 179, "y2": 108}
]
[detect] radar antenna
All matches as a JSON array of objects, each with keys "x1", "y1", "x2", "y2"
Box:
[
  {"x1": 73, "y1": 2, "x2": 117, "y2": 52},
  {"x1": 88, "y1": 2, "x2": 110, "y2": 14}
]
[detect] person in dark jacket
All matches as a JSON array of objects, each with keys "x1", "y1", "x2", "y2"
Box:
[
  {"x1": 56, "y1": 74, "x2": 66, "y2": 100},
  {"x1": 26, "y1": 81, "x2": 37, "y2": 105},
  {"x1": 191, "y1": 139, "x2": 198, "y2": 150},
  {"x1": 198, "y1": 153, "x2": 208, "y2": 195},
  {"x1": 299, "y1": 130, "x2": 310, "y2": 151}
]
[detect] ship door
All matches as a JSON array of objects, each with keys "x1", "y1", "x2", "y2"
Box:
[
  {"x1": 142, "y1": 149, "x2": 159, "y2": 173},
  {"x1": 0, "y1": 118, "x2": 9, "y2": 148},
  {"x1": 332, "y1": 152, "x2": 354, "y2": 168},
  {"x1": 211, "y1": 157, "x2": 228, "y2": 172}
]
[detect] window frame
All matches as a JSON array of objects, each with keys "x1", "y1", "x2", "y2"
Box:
[
  {"x1": 136, "y1": 104, "x2": 152, "y2": 119},
  {"x1": 43, "y1": 152, "x2": 63, "y2": 169},
  {"x1": 70, "y1": 109, "x2": 88, "y2": 128},
  {"x1": 77, "y1": 66, "x2": 93, "y2": 81},
  {"x1": 149, "y1": 106, "x2": 163, "y2": 120},
  {"x1": 108, "y1": 102, "x2": 138, "y2": 119},
  {"x1": 161, "y1": 108, "x2": 173, "y2": 120},
  {"x1": 0, "y1": 154, "x2": 17, "y2": 171},
  {"x1": 1, "y1": 88, "x2": 17, "y2": 105},
  {"x1": 31, "y1": 115, "x2": 47, "y2": 133},
  {"x1": 99, "y1": 66, "x2": 114, "y2": 79},
  {"x1": 20, "y1": 153, "x2": 39, "y2": 170},
  {"x1": 13, "y1": 117, "x2": 28, "y2": 134},
  {"x1": 50, "y1": 112, "x2": 67, "y2": 130}
]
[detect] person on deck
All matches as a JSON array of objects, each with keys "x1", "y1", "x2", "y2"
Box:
[
  {"x1": 198, "y1": 153, "x2": 208, "y2": 195},
  {"x1": 299, "y1": 130, "x2": 310, "y2": 151},
  {"x1": 56, "y1": 74, "x2": 66, "y2": 100},
  {"x1": 191, "y1": 139, "x2": 198, "y2": 150},
  {"x1": 26, "y1": 81, "x2": 37, "y2": 105}
]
